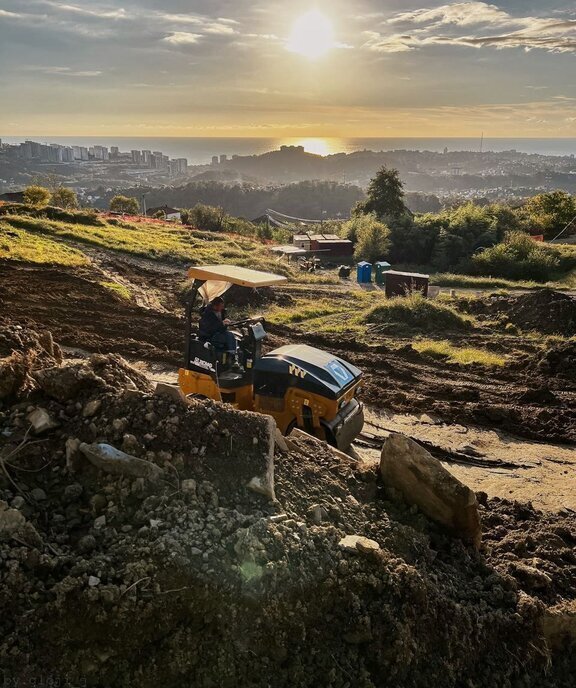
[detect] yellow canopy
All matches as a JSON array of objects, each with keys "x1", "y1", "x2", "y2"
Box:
[{"x1": 187, "y1": 264, "x2": 288, "y2": 288}]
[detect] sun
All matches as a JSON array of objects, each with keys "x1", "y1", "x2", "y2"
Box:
[{"x1": 287, "y1": 10, "x2": 335, "y2": 60}]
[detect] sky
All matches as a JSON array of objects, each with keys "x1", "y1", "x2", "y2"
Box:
[{"x1": 1, "y1": 0, "x2": 576, "y2": 137}]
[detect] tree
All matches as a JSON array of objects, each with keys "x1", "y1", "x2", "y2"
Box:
[
  {"x1": 188, "y1": 203, "x2": 226, "y2": 232},
  {"x1": 51, "y1": 186, "x2": 78, "y2": 210},
  {"x1": 350, "y1": 214, "x2": 391, "y2": 263},
  {"x1": 521, "y1": 191, "x2": 576, "y2": 239},
  {"x1": 110, "y1": 195, "x2": 140, "y2": 215},
  {"x1": 355, "y1": 167, "x2": 408, "y2": 220},
  {"x1": 23, "y1": 185, "x2": 51, "y2": 207}
]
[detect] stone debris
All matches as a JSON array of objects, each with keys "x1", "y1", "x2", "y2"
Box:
[
  {"x1": 80, "y1": 443, "x2": 165, "y2": 482},
  {"x1": 0, "y1": 323, "x2": 575, "y2": 687},
  {"x1": 26, "y1": 407, "x2": 59, "y2": 434},
  {"x1": 339, "y1": 534, "x2": 381, "y2": 555}
]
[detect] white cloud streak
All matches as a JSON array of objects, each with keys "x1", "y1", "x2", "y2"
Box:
[{"x1": 367, "y1": 2, "x2": 576, "y2": 55}]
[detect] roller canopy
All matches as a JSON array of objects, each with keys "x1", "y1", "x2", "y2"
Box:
[{"x1": 187, "y1": 265, "x2": 288, "y2": 288}]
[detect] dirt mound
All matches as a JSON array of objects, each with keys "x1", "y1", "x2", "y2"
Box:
[
  {"x1": 532, "y1": 340, "x2": 576, "y2": 382},
  {"x1": 464, "y1": 290, "x2": 576, "y2": 336},
  {"x1": 1, "y1": 327, "x2": 575, "y2": 687},
  {"x1": 0, "y1": 321, "x2": 62, "y2": 400}
]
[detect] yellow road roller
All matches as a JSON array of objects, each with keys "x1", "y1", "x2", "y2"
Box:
[{"x1": 178, "y1": 265, "x2": 364, "y2": 450}]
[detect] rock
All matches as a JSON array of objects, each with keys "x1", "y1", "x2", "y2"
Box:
[
  {"x1": 88, "y1": 576, "x2": 100, "y2": 587},
  {"x1": 380, "y1": 433, "x2": 481, "y2": 548},
  {"x1": 269, "y1": 513, "x2": 288, "y2": 523},
  {"x1": 27, "y1": 408, "x2": 59, "y2": 434},
  {"x1": 307, "y1": 504, "x2": 328, "y2": 525},
  {"x1": 181, "y1": 479, "x2": 197, "y2": 494},
  {"x1": 10, "y1": 496, "x2": 25, "y2": 510},
  {"x1": 65, "y1": 437, "x2": 83, "y2": 472},
  {"x1": 511, "y1": 562, "x2": 553, "y2": 590},
  {"x1": 0, "y1": 500, "x2": 42, "y2": 547},
  {"x1": 80, "y1": 443, "x2": 164, "y2": 481},
  {"x1": 419, "y1": 413, "x2": 442, "y2": 425},
  {"x1": 247, "y1": 476, "x2": 274, "y2": 500},
  {"x1": 83, "y1": 399, "x2": 102, "y2": 418},
  {"x1": 94, "y1": 515, "x2": 106, "y2": 530},
  {"x1": 154, "y1": 382, "x2": 189, "y2": 404},
  {"x1": 64, "y1": 483, "x2": 83, "y2": 502},
  {"x1": 78, "y1": 535, "x2": 96, "y2": 553},
  {"x1": 339, "y1": 534, "x2": 380, "y2": 555},
  {"x1": 30, "y1": 488, "x2": 47, "y2": 501}
]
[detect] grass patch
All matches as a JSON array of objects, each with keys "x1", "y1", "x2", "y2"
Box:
[
  {"x1": 266, "y1": 299, "x2": 345, "y2": 324},
  {"x1": 364, "y1": 294, "x2": 472, "y2": 332},
  {"x1": 413, "y1": 339, "x2": 506, "y2": 366},
  {"x1": 0, "y1": 223, "x2": 88, "y2": 266},
  {"x1": 100, "y1": 281, "x2": 131, "y2": 300},
  {"x1": 431, "y1": 272, "x2": 542, "y2": 290},
  {"x1": 1, "y1": 213, "x2": 287, "y2": 275}
]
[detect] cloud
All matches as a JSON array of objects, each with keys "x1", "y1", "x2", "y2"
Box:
[
  {"x1": 0, "y1": 9, "x2": 23, "y2": 19},
  {"x1": 34, "y1": 1, "x2": 128, "y2": 20},
  {"x1": 366, "y1": 2, "x2": 576, "y2": 55},
  {"x1": 162, "y1": 32, "x2": 202, "y2": 46},
  {"x1": 389, "y1": 2, "x2": 513, "y2": 28},
  {"x1": 26, "y1": 65, "x2": 103, "y2": 77}
]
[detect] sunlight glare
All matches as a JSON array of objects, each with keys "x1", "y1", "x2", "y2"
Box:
[{"x1": 287, "y1": 10, "x2": 335, "y2": 60}]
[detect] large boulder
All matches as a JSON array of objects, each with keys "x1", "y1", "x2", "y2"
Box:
[{"x1": 380, "y1": 433, "x2": 481, "y2": 548}]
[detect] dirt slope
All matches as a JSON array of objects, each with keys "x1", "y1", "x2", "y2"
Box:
[{"x1": 0, "y1": 325, "x2": 575, "y2": 687}]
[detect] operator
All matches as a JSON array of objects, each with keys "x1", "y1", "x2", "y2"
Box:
[{"x1": 198, "y1": 296, "x2": 242, "y2": 370}]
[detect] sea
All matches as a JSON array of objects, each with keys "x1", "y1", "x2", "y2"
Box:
[{"x1": 2, "y1": 136, "x2": 576, "y2": 165}]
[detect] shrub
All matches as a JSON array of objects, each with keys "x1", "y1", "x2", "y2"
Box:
[
  {"x1": 469, "y1": 231, "x2": 560, "y2": 282},
  {"x1": 342, "y1": 213, "x2": 391, "y2": 262},
  {"x1": 364, "y1": 294, "x2": 471, "y2": 332},
  {"x1": 110, "y1": 195, "x2": 140, "y2": 215},
  {"x1": 23, "y1": 185, "x2": 51, "y2": 207},
  {"x1": 51, "y1": 186, "x2": 78, "y2": 210}
]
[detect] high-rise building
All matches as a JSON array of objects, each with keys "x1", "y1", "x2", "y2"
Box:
[
  {"x1": 142, "y1": 150, "x2": 151, "y2": 166},
  {"x1": 111, "y1": 146, "x2": 119, "y2": 157},
  {"x1": 219, "y1": 154, "x2": 227, "y2": 164},
  {"x1": 131, "y1": 150, "x2": 143, "y2": 165},
  {"x1": 62, "y1": 147, "x2": 74, "y2": 162},
  {"x1": 211, "y1": 156, "x2": 219, "y2": 166}
]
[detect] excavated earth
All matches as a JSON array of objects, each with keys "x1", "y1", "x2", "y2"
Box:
[
  {"x1": 3, "y1": 263, "x2": 575, "y2": 446},
  {"x1": 0, "y1": 324, "x2": 575, "y2": 687}
]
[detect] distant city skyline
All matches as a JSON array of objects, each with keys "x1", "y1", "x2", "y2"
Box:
[{"x1": 1, "y1": 1, "x2": 576, "y2": 137}]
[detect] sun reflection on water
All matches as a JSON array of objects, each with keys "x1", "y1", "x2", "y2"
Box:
[{"x1": 278, "y1": 137, "x2": 344, "y2": 157}]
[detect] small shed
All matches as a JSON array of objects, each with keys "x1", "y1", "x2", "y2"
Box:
[
  {"x1": 384, "y1": 270, "x2": 429, "y2": 298},
  {"x1": 314, "y1": 239, "x2": 354, "y2": 258}
]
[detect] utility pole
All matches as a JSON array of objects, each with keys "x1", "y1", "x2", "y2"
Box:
[
  {"x1": 480, "y1": 132, "x2": 484, "y2": 154},
  {"x1": 141, "y1": 192, "x2": 147, "y2": 216}
]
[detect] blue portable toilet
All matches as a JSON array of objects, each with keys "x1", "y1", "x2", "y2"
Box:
[{"x1": 356, "y1": 261, "x2": 372, "y2": 284}]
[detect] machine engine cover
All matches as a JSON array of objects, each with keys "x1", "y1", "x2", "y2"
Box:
[{"x1": 254, "y1": 344, "x2": 362, "y2": 400}]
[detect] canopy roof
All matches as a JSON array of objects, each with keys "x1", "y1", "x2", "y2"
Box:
[{"x1": 187, "y1": 264, "x2": 288, "y2": 288}]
